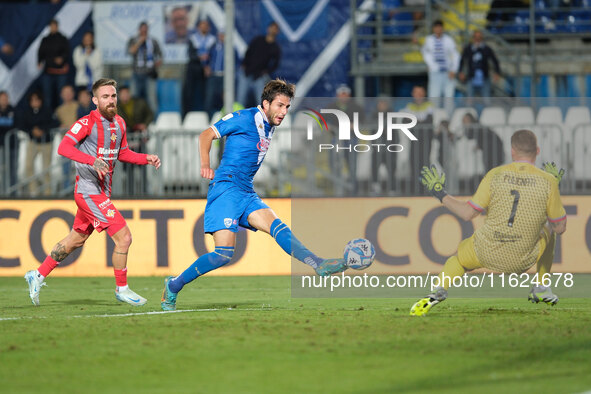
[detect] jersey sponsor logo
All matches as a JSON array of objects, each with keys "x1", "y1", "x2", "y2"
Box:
[
  {"x1": 98, "y1": 147, "x2": 119, "y2": 155},
  {"x1": 98, "y1": 198, "x2": 111, "y2": 209},
  {"x1": 108, "y1": 126, "x2": 117, "y2": 131},
  {"x1": 257, "y1": 137, "x2": 271, "y2": 152},
  {"x1": 106, "y1": 209, "x2": 115, "y2": 218},
  {"x1": 71, "y1": 123, "x2": 82, "y2": 135},
  {"x1": 224, "y1": 218, "x2": 233, "y2": 228},
  {"x1": 222, "y1": 113, "x2": 233, "y2": 121},
  {"x1": 80, "y1": 119, "x2": 88, "y2": 126}
]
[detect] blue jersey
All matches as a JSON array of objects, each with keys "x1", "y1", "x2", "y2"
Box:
[{"x1": 210, "y1": 106, "x2": 275, "y2": 191}]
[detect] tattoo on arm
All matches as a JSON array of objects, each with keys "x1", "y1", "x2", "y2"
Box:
[{"x1": 51, "y1": 243, "x2": 69, "y2": 262}]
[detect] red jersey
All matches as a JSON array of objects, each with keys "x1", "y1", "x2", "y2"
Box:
[{"x1": 59, "y1": 109, "x2": 147, "y2": 197}]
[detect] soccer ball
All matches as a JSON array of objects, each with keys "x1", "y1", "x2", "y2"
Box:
[{"x1": 343, "y1": 238, "x2": 375, "y2": 270}]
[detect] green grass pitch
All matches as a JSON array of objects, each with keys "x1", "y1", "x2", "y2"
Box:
[{"x1": 1, "y1": 276, "x2": 590, "y2": 393}]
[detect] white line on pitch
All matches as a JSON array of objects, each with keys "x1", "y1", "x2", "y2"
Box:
[{"x1": 0, "y1": 307, "x2": 271, "y2": 321}]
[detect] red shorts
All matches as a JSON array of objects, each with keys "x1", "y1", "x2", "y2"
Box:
[{"x1": 73, "y1": 193, "x2": 126, "y2": 236}]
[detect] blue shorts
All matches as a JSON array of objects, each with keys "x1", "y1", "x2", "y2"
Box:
[{"x1": 203, "y1": 181, "x2": 269, "y2": 234}]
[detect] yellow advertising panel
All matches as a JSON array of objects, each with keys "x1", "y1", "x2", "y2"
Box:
[
  {"x1": 0, "y1": 196, "x2": 589, "y2": 276},
  {"x1": 0, "y1": 199, "x2": 291, "y2": 277}
]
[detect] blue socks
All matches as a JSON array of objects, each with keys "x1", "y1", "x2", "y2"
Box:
[
  {"x1": 270, "y1": 219, "x2": 322, "y2": 269},
  {"x1": 168, "y1": 246, "x2": 234, "y2": 293}
]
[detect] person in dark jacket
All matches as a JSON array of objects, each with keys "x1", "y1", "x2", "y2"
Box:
[
  {"x1": 458, "y1": 30, "x2": 500, "y2": 104},
  {"x1": 19, "y1": 91, "x2": 58, "y2": 196},
  {"x1": 236, "y1": 21, "x2": 281, "y2": 108},
  {"x1": 182, "y1": 19, "x2": 215, "y2": 116},
  {"x1": 38, "y1": 19, "x2": 70, "y2": 111}
]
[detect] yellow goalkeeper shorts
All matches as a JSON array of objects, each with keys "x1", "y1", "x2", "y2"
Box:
[{"x1": 457, "y1": 227, "x2": 552, "y2": 272}]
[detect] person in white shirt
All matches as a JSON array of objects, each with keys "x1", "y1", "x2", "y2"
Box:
[
  {"x1": 73, "y1": 31, "x2": 103, "y2": 92},
  {"x1": 421, "y1": 20, "x2": 459, "y2": 112}
]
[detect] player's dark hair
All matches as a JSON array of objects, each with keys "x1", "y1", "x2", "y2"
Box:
[
  {"x1": 433, "y1": 20, "x2": 443, "y2": 28},
  {"x1": 261, "y1": 79, "x2": 295, "y2": 106},
  {"x1": 511, "y1": 129, "x2": 537, "y2": 156},
  {"x1": 92, "y1": 78, "x2": 117, "y2": 97}
]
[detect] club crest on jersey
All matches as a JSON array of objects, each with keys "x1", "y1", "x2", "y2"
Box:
[
  {"x1": 224, "y1": 218, "x2": 233, "y2": 228},
  {"x1": 257, "y1": 137, "x2": 271, "y2": 152},
  {"x1": 106, "y1": 209, "x2": 115, "y2": 218},
  {"x1": 110, "y1": 133, "x2": 117, "y2": 142}
]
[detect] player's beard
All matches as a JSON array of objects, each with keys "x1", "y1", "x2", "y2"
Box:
[{"x1": 99, "y1": 103, "x2": 117, "y2": 120}]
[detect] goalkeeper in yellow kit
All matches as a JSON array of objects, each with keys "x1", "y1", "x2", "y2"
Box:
[{"x1": 411, "y1": 129, "x2": 567, "y2": 316}]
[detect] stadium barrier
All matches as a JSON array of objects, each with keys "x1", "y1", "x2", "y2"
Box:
[{"x1": 1, "y1": 196, "x2": 590, "y2": 276}]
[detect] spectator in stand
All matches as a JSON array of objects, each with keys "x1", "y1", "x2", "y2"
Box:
[
  {"x1": 0, "y1": 91, "x2": 17, "y2": 193},
  {"x1": 55, "y1": 85, "x2": 79, "y2": 129},
  {"x1": 403, "y1": 85, "x2": 434, "y2": 194},
  {"x1": 183, "y1": 19, "x2": 216, "y2": 115},
  {"x1": 0, "y1": 36, "x2": 14, "y2": 56},
  {"x1": 458, "y1": 30, "x2": 501, "y2": 105},
  {"x1": 19, "y1": 91, "x2": 58, "y2": 196},
  {"x1": 73, "y1": 31, "x2": 103, "y2": 93},
  {"x1": 326, "y1": 84, "x2": 364, "y2": 195},
  {"x1": 127, "y1": 21, "x2": 162, "y2": 113},
  {"x1": 38, "y1": 19, "x2": 71, "y2": 111},
  {"x1": 76, "y1": 88, "x2": 95, "y2": 118},
  {"x1": 204, "y1": 29, "x2": 227, "y2": 118},
  {"x1": 421, "y1": 20, "x2": 459, "y2": 113},
  {"x1": 117, "y1": 85, "x2": 154, "y2": 139},
  {"x1": 116, "y1": 85, "x2": 154, "y2": 194},
  {"x1": 236, "y1": 21, "x2": 281, "y2": 108},
  {"x1": 55, "y1": 85, "x2": 80, "y2": 191}
]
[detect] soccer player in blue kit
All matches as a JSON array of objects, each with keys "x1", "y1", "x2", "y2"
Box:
[{"x1": 161, "y1": 79, "x2": 346, "y2": 310}]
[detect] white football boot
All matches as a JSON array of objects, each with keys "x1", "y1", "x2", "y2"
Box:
[
  {"x1": 115, "y1": 287, "x2": 147, "y2": 306},
  {"x1": 24, "y1": 270, "x2": 46, "y2": 306}
]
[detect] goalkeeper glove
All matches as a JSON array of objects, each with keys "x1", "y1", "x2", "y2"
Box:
[
  {"x1": 420, "y1": 165, "x2": 447, "y2": 202},
  {"x1": 542, "y1": 162, "x2": 565, "y2": 185}
]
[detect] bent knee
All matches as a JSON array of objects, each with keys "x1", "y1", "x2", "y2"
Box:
[{"x1": 114, "y1": 230, "x2": 133, "y2": 249}]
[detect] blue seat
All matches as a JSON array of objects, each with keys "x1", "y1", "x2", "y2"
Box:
[{"x1": 157, "y1": 79, "x2": 181, "y2": 114}]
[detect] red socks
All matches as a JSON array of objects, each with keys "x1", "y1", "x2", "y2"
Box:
[
  {"x1": 114, "y1": 267, "x2": 128, "y2": 287},
  {"x1": 38, "y1": 256, "x2": 59, "y2": 277}
]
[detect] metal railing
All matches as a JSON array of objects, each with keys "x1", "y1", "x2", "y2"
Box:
[{"x1": 2, "y1": 116, "x2": 589, "y2": 198}]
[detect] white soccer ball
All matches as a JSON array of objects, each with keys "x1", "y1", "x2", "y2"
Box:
[{"x1": 343, "y1": 238, "x2": 375, "y2": 270}]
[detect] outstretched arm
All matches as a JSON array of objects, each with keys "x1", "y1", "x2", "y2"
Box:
[
  {"x1": 420, "y1": 165, "x2": 480, "y2": 221},
  {"x1": 442, "y1": 195, "x2": 480, "y2": 221},
  {"x1": 199, "y1": 127, "x2": 217, "y2": 179}
]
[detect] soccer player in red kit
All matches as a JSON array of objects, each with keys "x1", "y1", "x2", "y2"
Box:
[{"x1": 24, "y1": 78, "x2": 161, "y2": 306}]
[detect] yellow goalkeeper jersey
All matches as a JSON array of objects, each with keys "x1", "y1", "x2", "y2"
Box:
[{"x1": 467, "y1": 161, "x2": 566, "y2": 273}]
